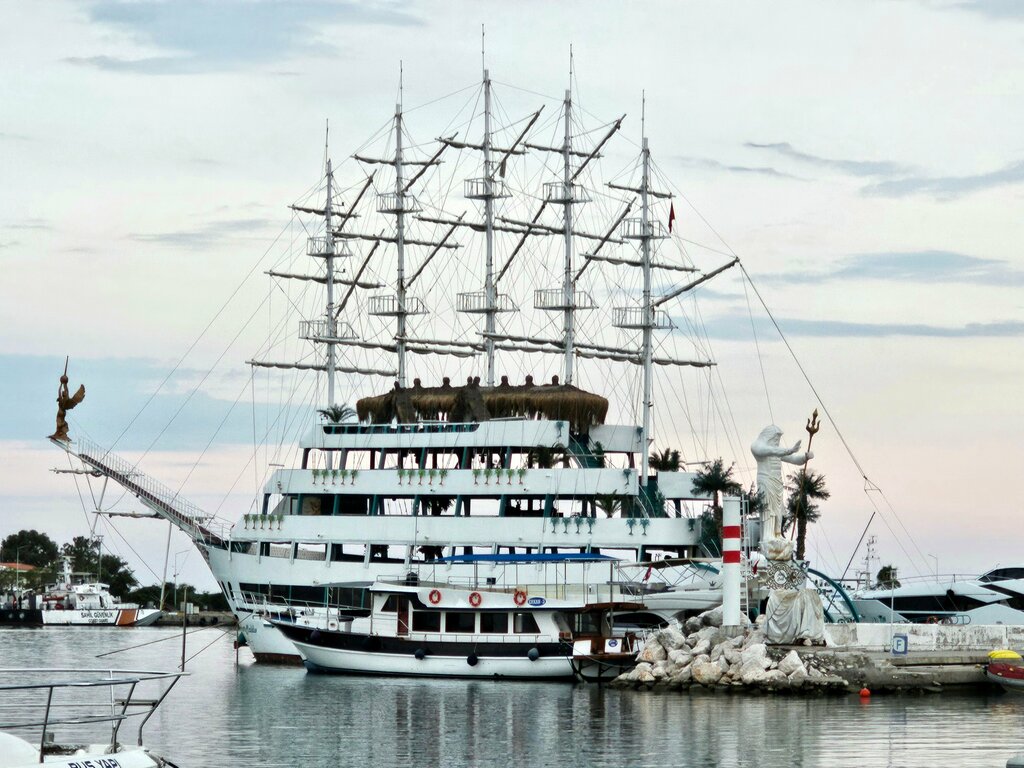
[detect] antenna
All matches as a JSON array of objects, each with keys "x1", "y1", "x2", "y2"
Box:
[
  {"x1": 641, "y1": 89, "x2": 646, "y2": 141},
  {"x1": 481, "y1": 23, "x2": 485, "y2": 73},
  {"x1": 399, "y1": 60, "x2": 404, "y2": 107},
  {"x1": 324, "y1": 118, "x2": 329, "y2": 171}
]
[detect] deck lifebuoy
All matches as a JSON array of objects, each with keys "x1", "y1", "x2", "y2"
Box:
[
  {"x1": 469, "y1": 591, "x2": 482, "y2": 607},
  {"x1": 514, "y1": 590, "x2": 527, "y2": 606},
  {"x1": 428, "y1": 589, "x2": 442, "y2": 605}
]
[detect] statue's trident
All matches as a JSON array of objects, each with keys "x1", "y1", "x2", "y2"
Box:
[
  {"x1": 802, "y1": 408, "x2": 820, "y2": 475},
  {"x1": 789, "y1": 408, "x2": 821, "y2": 542}
]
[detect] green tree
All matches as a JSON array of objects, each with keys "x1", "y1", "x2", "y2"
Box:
[
  {"x1": 1, "y1": 530, "x2": 59, "y2": 568},
  {"x1": 649, "y1": 447, "x2": 682, "y2": 472},
  {"x1": 876, "y1": 565, "x2": 901, "y2": 589},
  {"x1": 691, "y1": 459, "x2": 742, "y2": 553},
  {"x1": 783, "y1": 470, "x2": 831, "y2": 561}
]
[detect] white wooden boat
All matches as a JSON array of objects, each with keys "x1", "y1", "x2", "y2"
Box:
[{"x1": 274, "y1": 577, "x2": 642, "y2": 681}]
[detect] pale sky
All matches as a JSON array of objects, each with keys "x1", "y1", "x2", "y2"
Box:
[{"x1": 1, "y1": 0, "x2": 1022, "y2": 591}]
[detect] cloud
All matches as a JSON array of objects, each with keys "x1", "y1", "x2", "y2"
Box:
[
  {"x1": 0, "y1": 131, "x2": 30, "y2": 141},
  {"x1": 673, "y1": 156, "x2": 803, "y2": 181},
  {"x1": 0, "y1": 354, "x2": 305, "y2": 451},
  {"x1": 128, "y1": 217, "x2": 275, "y2": 249},
  {"x1": 5, "y1": 219, "x2": 51, "y2": 231},
  {"x1": 0, "y1": 241, "x2": 18, "y2": 249},
  {"x1": 948, "y1": 1, "x2": 1024, "y2": 20},
  {"x1": 67, "y1": 0, "x2": 423, "y2": 74},
  {"x1": 698, "y1": 314, "x2": 1024, "y2": 341},
  {"x1": 862, "y1": 160, "x2": 1024, "y2": 198},
  {"x1": 745, "y1": 142, "x2": 912, "y2": 177},
  {"x1": 764, "y1": 250, "x2": 1024, "y2": 287}
]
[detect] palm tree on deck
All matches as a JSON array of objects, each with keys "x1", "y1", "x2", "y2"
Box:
[
  {"x1": 649, "y1": 447, "x2": 682, "y2": 472},
  {"x1": 782, "y1": 470, "x2": 830, "y2": 561},
  {"x1": 691, "y1": 459, "x2": 743, "y2": 553},
  {"x1": 318, "y1": 404, "x2": 357, "y2": 423}
]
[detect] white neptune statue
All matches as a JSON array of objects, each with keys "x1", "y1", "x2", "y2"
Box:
[{"x1": 751, "y1": 425, "x2": 813, "y2": 561}]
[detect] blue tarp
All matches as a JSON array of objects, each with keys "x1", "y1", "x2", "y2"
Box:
[{"x1": 437, "y1": 552, "x2": 618, "y2": 564}]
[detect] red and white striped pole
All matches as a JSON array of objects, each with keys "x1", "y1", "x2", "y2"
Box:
[{"x1": 721, "y1": 495, "x2": 742, "y2": 629}]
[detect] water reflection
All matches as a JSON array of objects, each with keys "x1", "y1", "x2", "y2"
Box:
[{"x1": 3, "y1": 628, "x2": 1022, "y2": 767}]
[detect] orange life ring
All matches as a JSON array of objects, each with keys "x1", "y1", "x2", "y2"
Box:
[
  {"x1": 469, "y1": 591, "x2": 482, "y2": 607},
  {"x1": 428, "y1": 589, "x2": 442, "y2": 605},
  {"x1": 514, "y1": 590, "x2": 527, "y2": 606}
]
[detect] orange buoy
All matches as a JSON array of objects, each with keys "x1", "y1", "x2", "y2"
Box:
[{"x1": 859, "y1": 687, "x2": 871, "y2": 697}]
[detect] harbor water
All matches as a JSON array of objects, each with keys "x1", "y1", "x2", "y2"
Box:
[{"x1": 3, "y1": 627, "x2": 1023, "y2": 767}]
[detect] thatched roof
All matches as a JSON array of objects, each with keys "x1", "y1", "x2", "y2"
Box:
[{"x1": 356, "y1": 375, "x2": 608, "y2": 432}]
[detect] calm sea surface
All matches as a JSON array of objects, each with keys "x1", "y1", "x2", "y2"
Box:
[{"x1": 2, "y1": 626, "x2": 1022, "y2": 767}]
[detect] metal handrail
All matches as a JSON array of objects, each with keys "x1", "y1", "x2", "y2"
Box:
[
  {"x1": 0, "y1": 668, "x2": 186, "y2": 757},
  {"x1": 71, "y1": 437, "x2": 230, "y2": 543}
]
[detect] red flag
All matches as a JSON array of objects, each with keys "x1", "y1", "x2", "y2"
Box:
[{"x1": 668, "y1": 202, "x2": 676, "y2": 233}]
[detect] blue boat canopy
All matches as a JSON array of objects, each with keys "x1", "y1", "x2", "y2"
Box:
[{"x1": 437, "y1": 553, "x2": 619, "y2": 564}]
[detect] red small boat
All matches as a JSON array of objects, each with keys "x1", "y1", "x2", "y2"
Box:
[{"x1": 986, "y1": 661, "x2": 1024, "y2": 693}]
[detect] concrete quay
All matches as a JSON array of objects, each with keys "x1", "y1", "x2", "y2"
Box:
[{"x1": 153, "y1": 611, "x2": 236, "y2": 628}]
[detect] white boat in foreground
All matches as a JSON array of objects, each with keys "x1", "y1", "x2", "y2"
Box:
[
  {"x1": 0, "y1": 668, "x2": 184, "y2": 768},
  {"x1": 274, "y1": 574, "x2": 643, "y2": 681}
]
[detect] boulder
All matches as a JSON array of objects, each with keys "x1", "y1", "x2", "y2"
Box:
[
  {"x1": 657, "y1": 626, "x2": 688, "y2": 651},
  {"x1": 670, "y1": 665, "x2": 693, "y2": 685},
  {"x1": 691, "y1": 657, "x2": 724, "y2": 686},
  {"x1": 739, "y1": 663, "x2": 769, "y2": 685},
  {"x1": 700, "y1": 606, "x2": 724, "y2": 628},
  {"x1": 739, "y1": 643, "x2": 771, "y2": 671},
  {"x1": 635, "y1": 666, "x2": 656, "y2": 683},
  {"x1": 778, "y1": 650, "x2": 805, "y2": 677},
  {"x1": 667, "y1": 649, "x2": 692, "y2": 667},
  {"x1": 724, "y1": 647, "x2": 742, "y2": 666},
  {"x1": 691, "y1": 639, "x2": 712, "y2": 657},
  {"x1": 788, "y1": 668, "x2": 809, "y2": 686},
  {"x1": 762, "y1": 669, "x2": 787, "y2": 685},
  {"x1": 742, "y1": 630, "x2": 767, "y2": 649},
  {"x1": 684, "y1": 616, "x2": 703, "y2": 634},
  {"x1": 651, "y1": 660, "x2": 672, "y2": 679},
  {"x1": 637, "y1": 639, "x2": 667, "y2": 664},
  {"x1": 710, "y1": 643, "x2": 725, "y2": 662}
]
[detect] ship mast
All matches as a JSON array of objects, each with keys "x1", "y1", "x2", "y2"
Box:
[
  {"x1": 560, "y1": 87, "x2": 576, "y2": 384},
  {"x1": 482, "y1": 68, "x2": 497, "y2": 385},
  {"x1": 394, "y1": 98, "x2": 408, "y2": 387},
  {"x1": 639, "y1": 133, "x2": 653, "y2": 488},
  {"x1": 324, "y1": 158, "x2": 337, "y2": 407}
]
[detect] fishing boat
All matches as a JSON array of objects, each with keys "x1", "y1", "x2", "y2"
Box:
[
  {"x1": 0, "y1": 668, "x2": 184, "y2": 767},
  {"x1": 273, "y1": 569, "x2": 642, "y2": 681},
  {"x1": 50, "y1": 60, "x2": 775, "y2": 662}
]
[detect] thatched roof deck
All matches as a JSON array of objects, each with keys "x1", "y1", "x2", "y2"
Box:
[{"x1": 356, "y1": 375, "x2": 608, "y2": 432}]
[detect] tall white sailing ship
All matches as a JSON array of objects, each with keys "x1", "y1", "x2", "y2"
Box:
[{"x1": 53, "y1": 61, "x2": 749, "y2": 662}]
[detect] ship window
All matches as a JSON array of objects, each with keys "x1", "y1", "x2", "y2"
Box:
[
  {"x1": 328, "y1": 586, "x2": 370, "y2": 610},
  {"x1": 445, "y1": 612, "x2": 476, "y2": 633},
  {"x1": 239, "y1": 582, "x2": 270, "y2": 598},
  {"x1": 381, "y1": 595, "x2": 399, "y2": 612},
  {"x1": 480, "y1": 612, "x2": 508, "y2": 634},
  {"x1": 412, "y1": 611, "x2": 441, "y2": 632},
  {"x1": 513, "y1": 613, "x2": 540, "y2": 633},
  {"x1": 289, "y1": 586, "x2": 327, "y2": 605}
]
